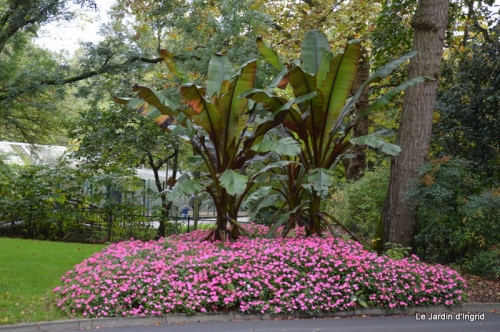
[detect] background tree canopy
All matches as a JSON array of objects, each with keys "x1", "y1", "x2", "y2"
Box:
[{"x1": 434, "y1": 40, "x2": 500, "y2": 177}]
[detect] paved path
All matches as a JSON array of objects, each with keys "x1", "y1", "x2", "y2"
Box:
[
  {"x1": 3, "y1": 304, "x2": 499, "y2": 332},
  {"x1": 65, "y1": 313, "x2": 500, "y2": 332}
]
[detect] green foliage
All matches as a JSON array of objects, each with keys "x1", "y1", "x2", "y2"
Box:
[
  {"x1": 434, "y1": 42, "x2": 500, "y2": 178},
  {"x1": 350, "y1": 130, "x2": 400, "y2": 155},
  {"x1": 0, "y1": 0, "x2": 101, "y2": 143},
  {"x1": 121, "y1": 50, "x2": 300, "y2": 241},
  {"x1": 68, "y1": 105, "x2": 177, "y2": 173},
  {"x1": 411, "y1": 158, "x2": 500, "y2": 279},
  {"x1": 68, "y1": 102, "x2": 188, "y2": 239},
  {"x1": 0, "y1": 162, "x2": 148, "y2": 241},
  {"x1": 0, "y1": 43, "x2": 73, "y2": 143},
  {"x1": 384, "y1": 242, "x2": 412, "y2": 260},
  {"x1": 177, "y1": 222, "x2": 216, "y2": 234},
  {"x1": 461, "y1": 249, "x2": 500, "y2": 281},
  {"x1": 371, "y1": 0, "x2": 415, "y2": 72},
  {"x1": 246, "y1": 31, "x2": 419, "y2": 238},
  {"x1": 329, "y1": 167, "x2": 389, "y2": 245}
]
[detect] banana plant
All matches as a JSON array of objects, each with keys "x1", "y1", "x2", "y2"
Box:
[
  {"x1": 244, "y1": 30, "x2": 425, "y2": 240},
  {"x1": 117, "y1": 50, "x2": 302, "y2": 241}
]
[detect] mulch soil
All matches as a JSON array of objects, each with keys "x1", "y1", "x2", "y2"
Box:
[{"x1": 464, "y1": 274, "x2": 500, "y2": 303}]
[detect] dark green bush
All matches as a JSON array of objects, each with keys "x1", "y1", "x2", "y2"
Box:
[{"x1": 412, "y1": 158, "x2": 500, "y2": 279}]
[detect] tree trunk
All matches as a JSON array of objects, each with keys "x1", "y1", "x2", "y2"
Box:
[
  {"x1": 148, "y1": 149, "x2": 179, "y2": 239},
  {"x1": 344, "y1": 47, "x2": 370, "y2": 181},
  {"x1": 148, "y1": 154, "x2": 168, "y2": 238},
  {"x1": 382, "y1": 0, "x2": 448, "y2": 249},
  {"x1": 164, "y1": 149, "x2": 179, "y2": 232}
]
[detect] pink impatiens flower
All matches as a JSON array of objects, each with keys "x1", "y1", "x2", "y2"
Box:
[{"x1": 52, "y1": 224, "x2": 468, "y2": 318}]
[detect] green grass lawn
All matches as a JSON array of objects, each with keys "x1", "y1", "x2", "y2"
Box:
[{"x1": 0, "y1": 238, "x2": 106, "y2": 325}]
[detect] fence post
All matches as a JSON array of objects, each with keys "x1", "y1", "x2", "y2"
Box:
[
  {"x1": 107, "y1": 209, "x2": 112, "y2": 242},
  {"x1": 162, "y1": 214, "x2": 166, "y2": 238}
]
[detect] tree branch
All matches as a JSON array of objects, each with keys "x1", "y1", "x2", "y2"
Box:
[
  {"x1": 39, "y1": 56, "x2": 164, "y2": 86},
  {"x1": 464, "y1": 0, "x2": 498, "y2": 46}
]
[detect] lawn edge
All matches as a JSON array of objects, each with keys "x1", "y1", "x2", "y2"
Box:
[{"x1": 1, "y1": 303, "x2": 499, "y2": 331}]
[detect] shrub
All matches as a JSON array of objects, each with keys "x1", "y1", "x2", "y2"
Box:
[
  {"x1": 329, "y1": 168, "x2": 389, "y2": 245},
  {"x1": 53, "y1": 225, "x2": 467, "y2": 318},
  {"x1": 412, "y1": 158, "x2": 500, "y2": 279}
]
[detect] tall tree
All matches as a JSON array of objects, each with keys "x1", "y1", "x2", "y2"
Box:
[
  {"x1": 0, "y1": 0, "x2": 168, "y2": 142},
  {"x1": 0, "y1": 0, "x2": 99, "y2": 142},
  {"x1": 0, "y1": 0, "x2": 97, "y2": 53},
  {"x1": 382, "y1": 0, "x2": 449, "y2": 249}
]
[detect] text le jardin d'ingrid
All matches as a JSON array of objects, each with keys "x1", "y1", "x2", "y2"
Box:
[{"x1": 416, "y1": 312, "x2": 485, "y2": 322}]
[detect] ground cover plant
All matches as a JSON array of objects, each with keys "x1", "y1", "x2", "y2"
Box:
[
  {"x1": 53, "y1": 224, "x2": 467, "y2": 318},
  {"x1": 0, "y1": 238, "x2": 106, "y2": 324}
]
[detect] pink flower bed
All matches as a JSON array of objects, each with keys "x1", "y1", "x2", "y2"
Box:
[{"x1": 53, "y1": 225, "x2": 467, "y2": 318}]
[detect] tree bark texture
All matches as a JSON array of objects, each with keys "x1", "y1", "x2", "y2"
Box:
[
  {"x1": 345, "y1": 47, "x2": 370, "y2": 181},
  {"x1": 382, "y1": 0, "x2": 448, "y2": 248}
]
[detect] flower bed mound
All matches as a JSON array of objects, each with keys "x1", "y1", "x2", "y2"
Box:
[{"x1": 53, "y1": 227, "x2": 467, "y2": 318}]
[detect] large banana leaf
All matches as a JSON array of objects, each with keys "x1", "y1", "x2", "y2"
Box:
[
  {"x1": 281, "y1": 107, "x2": 309, "y2": 146},
  {"x1": 319, "y1": 40, "x2": 361, "y2": 137},
  {"x1": 114, "y1": 97, "x2": 170, "y2": 128},
  {"x1": 251, "y1": 137, "x2": 301, "y2": 156},
  {"x1": 166, "y1": 174, "x2": 205, "y2": 201},
  {"x1": 300, "y1": 30, "x2": 330, "y2": 75},
  {"x1": 242, "y1": 90, "x2": 288, "y2": 112},
  {"x1": 287, "y1": 67, "x2": 324, "y2": 148},
  {"x1": 350, "y1": 129, "x2": 401, "y2": 156},
  {"x1": 241, "y1": 186, "x2": 274, "y2": 211},
  {"x1": 288, "y1": 67, "x2": 324, "y2": 115},
  {"x1": 331, "y1": 51, "x2": 419, "y2": 135},
  {"x1": 207, "y1": 53, "x2": 237, "y2": 98},
  {"x1": 181, "y1": 84, "x2": 222, "y2": 124},
  {"x1": 256, "y1": 37, "x2": 283, "y2": 71},
  {"x1": 350, "y1": 135, "x2": 401, "y2": 156},
  {"x1": 250, "y1": 160, "x2": 298, "y2": 180},
  {"x1": 254, "y1": 173, "x2": 289, "y2": 183},
  {"x1": 307, "y1": 167, "x2": 336, "y2": 197},
  {"x1": 239, "y1": 91, "x2": 316, "y2": 160},
  {"x1": 131, "y1": 85, "x2": 177, "y2": 115},
  {"x1": 218, "y1": 60, "x2": 256, "y2": 165},
  {"x1": 181, "y1": 58, "x2": 257, "y2": 170},
  {"x1": 218, "y1": 169, "x2": 249, "y2": 196}
]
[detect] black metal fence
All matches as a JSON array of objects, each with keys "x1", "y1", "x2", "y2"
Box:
[{"x1": 0, "y1": 209, "x2": 188, "y2": 243}]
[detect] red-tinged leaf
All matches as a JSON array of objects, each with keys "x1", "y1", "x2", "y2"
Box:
[
  {"x1": 181, "y1": 84, "x2": 223, "y2": 164},
  {"x1": 319, "y1": 41, "x2": 360, "y2": 137},
  {"x1": 114, "y1": 92, "x2": 176, "y2": 131},
  {"x1": 131, "y1": 85, "x2": 177, "y2": 116},
  {"x1": 287, "y1": 66, "x2": 325, "y2": 140},
  {"x1": 218, "y1": 61, "x2": 256, "y2": 150}
]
